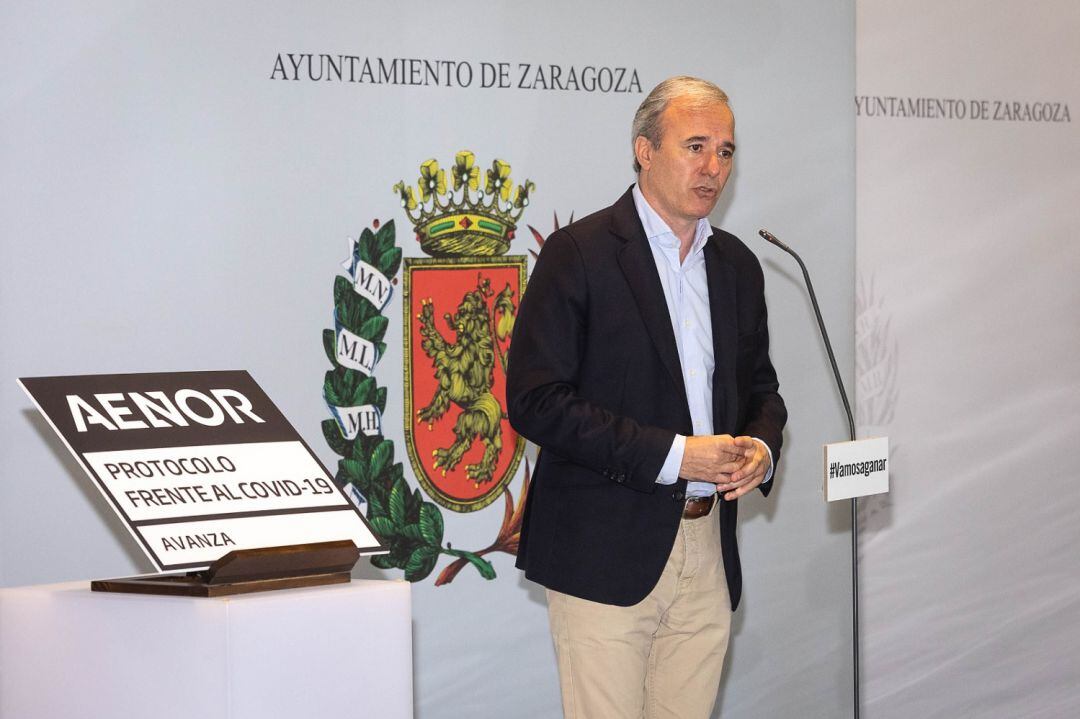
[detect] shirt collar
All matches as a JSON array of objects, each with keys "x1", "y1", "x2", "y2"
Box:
[{"x1": 632, "y1": 184, "x2": 712, "y2": 256}]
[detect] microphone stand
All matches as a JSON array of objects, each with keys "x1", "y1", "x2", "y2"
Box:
[{"x1": 759, "y1": 229, "x2": 859, "y2": 719}]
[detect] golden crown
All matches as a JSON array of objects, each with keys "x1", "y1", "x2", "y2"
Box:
[{"x1": 393, "y1": 151, "x2": 535, "y2": 257}]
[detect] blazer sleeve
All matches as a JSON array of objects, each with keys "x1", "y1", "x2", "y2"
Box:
[{"x1": 506, "y1": 230, "x2": 675, "y2": 493}]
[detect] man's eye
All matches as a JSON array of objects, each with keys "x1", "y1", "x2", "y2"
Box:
[
  {"x1": 688, "y1": 144, "x2": 703, "y2": 152},
  {"x1": 719, "y1": 149, "x2": 734, "y2": 159}
]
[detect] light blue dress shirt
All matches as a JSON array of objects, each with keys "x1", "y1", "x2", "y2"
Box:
[{"x1": 631, "y1": 185, "x2": 773, "y2": 498}]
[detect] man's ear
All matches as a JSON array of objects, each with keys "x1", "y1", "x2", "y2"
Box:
[{"x1": 634, "y1": 135, "x2": 652, "y2": 171}]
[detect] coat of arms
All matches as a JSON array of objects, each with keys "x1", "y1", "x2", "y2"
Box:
[
  {"x1": 321, "y1": 151, "x2": 535, "y2": 584},
  {"x1": 399, "y1": 152, "x2": 529, "y2": 513}
]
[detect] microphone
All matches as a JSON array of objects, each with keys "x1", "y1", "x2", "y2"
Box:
[
  {"x1": 757, "y1": 229, "x2": 790, "y2": 252},
  {"x1": 757, "y1": 228, "x2": 854, "y2": 442},
  {"x1": 760, "y1": 227, "x2": 861, "y2": 719}
]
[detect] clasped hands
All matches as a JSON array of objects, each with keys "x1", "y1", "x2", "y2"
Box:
[{"x1": 679, "y1": 435, "x2": 771, "y2": 501}]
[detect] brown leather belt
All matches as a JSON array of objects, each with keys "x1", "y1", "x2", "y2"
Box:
[{"x1": 682, "y1": 495, "x2": 716, "y2": 519}]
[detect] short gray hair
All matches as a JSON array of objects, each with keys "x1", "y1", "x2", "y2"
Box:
[{"x1": 631, "y1": 76, "x2": 730, "y2": 172}]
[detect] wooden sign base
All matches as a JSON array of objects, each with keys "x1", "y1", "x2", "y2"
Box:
[{"x1": 90, "y1": 540, "x2": 361, "y2": 597}]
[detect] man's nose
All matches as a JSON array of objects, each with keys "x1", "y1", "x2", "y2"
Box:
[{"x1": 703, "y1": 152, "x2": 721, "y2": 176}]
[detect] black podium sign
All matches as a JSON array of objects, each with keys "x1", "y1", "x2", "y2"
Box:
[{"x1": 20, "y1": 370, "x2": 384, "y2": 572}]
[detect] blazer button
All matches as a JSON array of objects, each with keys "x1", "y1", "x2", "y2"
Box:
[{"x1": 673, "y1": 490, "x2": 685, "y2": 502}]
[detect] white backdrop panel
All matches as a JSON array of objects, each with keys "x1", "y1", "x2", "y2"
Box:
[
  {"x1": 856, "y1": 1, "x2": 1080, "y2": 716},
  {"x1": 2, "y1": 2, "x2": 855, "y2": 716}
]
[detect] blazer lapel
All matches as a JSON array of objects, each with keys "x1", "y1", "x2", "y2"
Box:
[
  {"x1": 611, "y1": 190, "x2": 689, "y2": 413},
  {"x1": 704, "y1": 236, "x2": 738, "y2": 431}
]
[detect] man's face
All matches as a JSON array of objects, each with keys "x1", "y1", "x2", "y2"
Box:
[{"x1": 635, "y1": 97, "x2": 735, "y2": 232}]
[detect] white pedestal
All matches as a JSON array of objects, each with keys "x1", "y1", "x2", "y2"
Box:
[{"x1": 0, "y1": 579, "x2": 412, "y2": 719}]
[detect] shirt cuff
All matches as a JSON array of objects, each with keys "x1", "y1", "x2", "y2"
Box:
[
  {"x1": 752, "y1": 437, "x2": 775, "y2": 484},
  {"x1": 656, "y1": 434, "x2": 686, "y2": 485}
]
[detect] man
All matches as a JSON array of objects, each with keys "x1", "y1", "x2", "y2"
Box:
[{"x1": 506, "y1": 76, "x2": 787, "y2": 718}]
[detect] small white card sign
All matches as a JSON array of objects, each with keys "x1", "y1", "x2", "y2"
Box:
[
  {"x1": 19, "y1": 370, "x2": 385, "y2": 572},
  {"x1": 823, "y1": 436, "x2": 889, "y2": 502}
]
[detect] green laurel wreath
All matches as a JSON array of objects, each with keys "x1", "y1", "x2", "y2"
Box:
[{"x1": 322, "y1": 220, "x2": 495, "y2": 582}]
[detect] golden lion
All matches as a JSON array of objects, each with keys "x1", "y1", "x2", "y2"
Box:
[{"x1": 416, "y1": 277, "x2": 515, "y2": 485}]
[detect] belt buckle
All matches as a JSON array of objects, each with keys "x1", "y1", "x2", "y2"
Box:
[{"x1": 682, "y1": 495, "x2": 715, "y2": 519}]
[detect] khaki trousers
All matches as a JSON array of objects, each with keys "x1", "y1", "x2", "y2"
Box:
[{"x1": 546, "y1": 509, "x2": 731, "y2": 719}]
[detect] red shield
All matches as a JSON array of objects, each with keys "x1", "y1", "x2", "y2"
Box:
[{"x1": 403, "y1": 256, "x2": 526, "y2": 512}]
